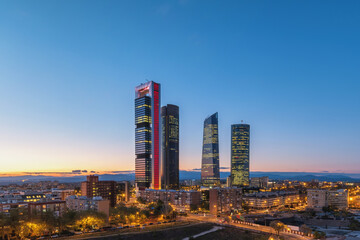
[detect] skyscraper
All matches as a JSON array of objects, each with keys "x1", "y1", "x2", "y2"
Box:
[
  {"x1": 135, "y1": 81, "x2": 161, "y2": 190},
  {"x1": 161, "y1": 104, "x2": 179, "y2": 190},
  {"x1": 201, "y1": 112, "x2": 220, "y2": 187},
  {"x1": 231, "y1": 124, "x2": 250, "y2": 187}
]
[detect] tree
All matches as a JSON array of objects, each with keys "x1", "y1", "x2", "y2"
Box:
[
  {"x1": 137, "y1": 197, "x2": 147, "y2": 204},
  {"x1": 270, "y1": 220, "x2": 286, "y2": 236},
  {"x1": 74, "y1": 211, "x2": 107, "y2": 231},
  {"x1": 299, "y1": 224, "x2": 312, "y2": 235},
  {"x1": 59, "y1": 209, "x2": 77, "y2": 232},
  {"x1": 313, "y1": 231, "x2": 326, "y2": 239},
  {"x1": 190, "y1": 204, "x2": 198, "y2": 212},
  {"x1": 200, "y1": 201, "x2": 209, "y2": 211},
  {"x1": 349, "y1": 219, "x2": 360, "y2": 231},
  {"x1": 18, "y1": 221, "x2": 49, "y2": 239},
  {"x1": 241, "y1": 202, "x2": 250, "y2": 214}
]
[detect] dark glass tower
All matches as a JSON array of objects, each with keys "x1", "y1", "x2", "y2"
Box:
[
  {"x1": 231, "y1": 124, "x2": 250, "y2": 187},
  {"x1": 161, "y1": 104, "x2": 179, "y2": 190},
  {"x1": 135, "y1": 81, "x2": 161, "y2": 190},
  {"x1": 201, "y1": 112, "x2": 220, "y2": 187}
]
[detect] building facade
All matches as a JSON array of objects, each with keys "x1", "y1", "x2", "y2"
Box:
[
  {"x1": 250, "y1": 177, "x2": 269, "y2": 189},
  {"x1": 201, "y1": 113, "x2": 220, "y2": 187},
  {"x1": 135, "y1": 81, "x2": 161, "y2": 189},
  {"x1": 116, "y1": 181, "x2": 130, "y2": 203},
  {"x1": 66, "y1": 196, "x2": 110, "y2": 218},
  {"x1": 161, "y1": 104, "x2": 179, "y2": 190},
  {"x1": 307, "y1": 189, "x2": 349, "y2": 210},
  {"x1": 231, "y1": 124, "x2": 250, "y2": 187},
  {"x1": 28, "y1": 201, "x2": 66, "y2": 217},
  {"x1": 243, "y1": 191, "x2": 300, "y2": 209},
  {"x1": 209, "y1": 187, "x2": 243, "y2": 215},
  {"x1": 81, "y1": 175, "x2": 117, "y2": 207},
  {"x1": 137, "y1": 189, "x2": 201, "y2": 209}
]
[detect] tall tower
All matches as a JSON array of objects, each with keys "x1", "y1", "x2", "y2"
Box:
[
  {"x1": 135, "y1": 81, "x2": 161, "y2": 190},
  {"x1": 231, "y1": 124, "x2": 250, "y2": 187},
  {"x1": 161, "y1": 104, "x2": 179, "y2": 190},
  {"x1": 201, "y1": 112, "x2": 220, "y2": 187}
]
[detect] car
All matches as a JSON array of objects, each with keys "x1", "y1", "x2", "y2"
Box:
[
  {"x1": 129, "y1": 225, "x2": 135, "y2": 228},
  {"x1": 142, "y1": 223, "x2": 148, "y2": 226},
  {"x1": 149, "y1": 223, "x2": 154, "y2": 225},
  {"x1": 123, "y1": 225, "x2": 129, "y2": 228},
  {"x1": 117, "y1": 226, "x2": 123, "y2": 229},
  {"x1": 51, "y1": 234, "x2": 59, "y2": 238}
]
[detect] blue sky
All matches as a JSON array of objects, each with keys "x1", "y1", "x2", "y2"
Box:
[{"x1": 0, "y1": 0, "x2": 359, "y2": 173}]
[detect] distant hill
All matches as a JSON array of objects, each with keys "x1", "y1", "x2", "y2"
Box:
[{"x1": 0, "y1": 171, "x2": 359, "y2": 184}]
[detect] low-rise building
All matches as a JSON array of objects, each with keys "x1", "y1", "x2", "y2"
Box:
[
  {"x1": 209, "y1": 187, "x2": 242, "y2": 215},
  {"x1": 28, "y1": 201, "x2": 66, "y2": 217},
  {"x1": 250, "y1": 177, "x2": 269, "y2": 188},
  {"x1": 137, "y1": 189, "x2": 201, "y2": 209},
  {"x1": 243, "y1": 191, "x2": 300, "y2": 209},
  {"x1": 307, "y1": 189, "x2": 348, "y2": 210},
  {"x1": 66, "y1": 195, "x2": 110, "y2": 217}
]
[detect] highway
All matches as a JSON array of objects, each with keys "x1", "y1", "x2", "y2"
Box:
[{"x1": 185, "y1": 213, "x2": 312, "y2": 240}]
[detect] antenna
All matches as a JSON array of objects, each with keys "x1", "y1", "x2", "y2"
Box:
[{"x1": 241, "y1": 120, "x2": 244, "y2": 123}]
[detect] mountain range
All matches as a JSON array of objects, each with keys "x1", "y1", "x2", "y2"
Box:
[{"x1": 0, "y1": 171, "x2": 360, "y2": 185}]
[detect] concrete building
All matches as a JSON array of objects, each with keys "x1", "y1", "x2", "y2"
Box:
[
  {"x1": 209, "y1": 187, "x2": 242, "y2": 215},
  {"x1": 250, "y1": 177, "x2": 269, "y2": 188},
  {"x1": 81, "y1": 175, "x2": 117, "y2": 207},
  {"x1": 66, "y1": 195, "x2": 110, "y2": 218},
  {"x1": 137, "y1": 189, "x2": 201, "y2": 209},
  {"x1": 243, "y1": 191, "x2": 300, "y2": 209},
  {"x1": 116, "y1": 181, "x2": 130, "y2": 203},
  {"x1": 50, "y1": 189, "x2": 75, "y2": 201},
  {"x1": 307, "y1": 189, "x2": 349, "y2": 210},
  {"x1": 28, "y1": 201, "x2": 66, "y2": 217}
]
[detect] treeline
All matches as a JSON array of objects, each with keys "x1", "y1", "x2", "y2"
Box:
[{"x1": 0, "y1": 208, "x2": 107, "y2": 239}]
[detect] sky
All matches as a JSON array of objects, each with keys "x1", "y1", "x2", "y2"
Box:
[{"x1": 0, "y1": 0, "x2": 359, "y2": 173}]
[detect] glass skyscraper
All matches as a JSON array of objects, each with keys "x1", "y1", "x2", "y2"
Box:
[
  {"x1": 231, "y1": 124, "x2": 250, "y2": 187},
  {"x1": 161, "y1": 104, "x2": 179, "y2": 190},
  {"x1": 135, "y1": 81, "x2": 161, "y2": 190},
  {"x1": 201, "y1": 112, "x2": 220, "y2": 187}
]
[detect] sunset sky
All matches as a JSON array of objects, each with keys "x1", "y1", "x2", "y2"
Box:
[{"x1": 0, "y1": 1, "x2": 359, "y2": 173}]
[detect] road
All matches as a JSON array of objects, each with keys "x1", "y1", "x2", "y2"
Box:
[{"x1": 185, "y1": 214, "x2": 311, "y2": 240}]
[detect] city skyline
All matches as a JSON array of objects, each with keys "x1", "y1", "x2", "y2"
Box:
[{"x1": 1, "y1": 1, "x2": 360, "y2": 174}]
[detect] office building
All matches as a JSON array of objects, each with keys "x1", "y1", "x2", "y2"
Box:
[
  {"x1": 201, "y1": 113, "x2": 220, "y2": 187},
  {"x1": 231, "y1": 124, "x2": 250, "y2": 187},
  {"x1": 161, "y1": 104, "x2": 179, "y2": 190},
  {"x1": 81, "y1": 175, "x2": 117, "y2": 207},
  {"x1": 135, "y1": 81, "x2": 161, "y2": 189}
]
